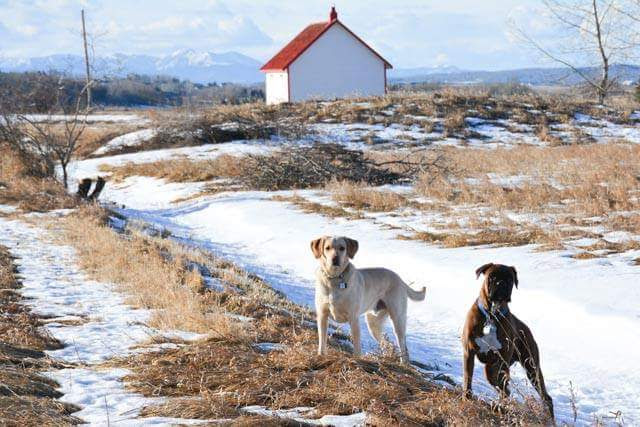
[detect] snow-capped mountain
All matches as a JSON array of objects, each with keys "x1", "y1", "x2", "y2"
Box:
[{"x1": 0, "y1": 49, "x2": 263, "y2": 84}]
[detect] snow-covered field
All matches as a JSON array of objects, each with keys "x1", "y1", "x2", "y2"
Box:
[
  {"x1": 65, "y1": 136, "x2": 640, "y2": 425},
  {"x1": 6, "y1": 100, "x2": 638, "y2": 425}
]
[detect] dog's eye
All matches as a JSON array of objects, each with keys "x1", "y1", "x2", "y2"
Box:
[{"x1": 339, "y1": 247, "x2": 345, "y2": 251}]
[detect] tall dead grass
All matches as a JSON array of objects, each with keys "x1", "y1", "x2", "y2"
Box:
[
  {"x1": 326, "y1": 179, "x2": 408, "y2": 212},
  {"x1": 58, "y1": 206, "x2": 242, "y2": 337},
  {"x1": 100, "y1": 155, "x2": 245, "y2": 183},
  {"x1": 415, "y1": 144, "x2": 640, "y2": 218},
  {"x1": 0, "y1": 145, "x2": 77, "y2": 212}
]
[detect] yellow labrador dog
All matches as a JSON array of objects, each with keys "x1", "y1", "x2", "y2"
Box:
[{"x1": 311, "y1": 236, "x2": 426, "y2": 362}]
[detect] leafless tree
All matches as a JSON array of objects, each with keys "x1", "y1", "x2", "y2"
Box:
[
  {"x1": 512, "y1": 0, "x2": 640, "y2": 104},
  {"x1": 0, "y1": 76, "x2": 90, "y2": 189}
]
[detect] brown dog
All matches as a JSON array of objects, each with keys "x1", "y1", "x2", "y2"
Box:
[{"x1": 462, "y1": 263, "x2": 554, "y2": 418}]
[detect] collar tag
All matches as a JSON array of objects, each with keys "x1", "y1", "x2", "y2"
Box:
[
  {"x1": 339, "y1": 282, "x2": 347, "y2": 289},
  {"x1": 483, "y1": 322, "x2": 495, "y2": 336}
]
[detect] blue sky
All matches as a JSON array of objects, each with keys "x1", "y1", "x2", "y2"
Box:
[{"x1": 0, "y1": 0, "x2": 552, "y2": 70}]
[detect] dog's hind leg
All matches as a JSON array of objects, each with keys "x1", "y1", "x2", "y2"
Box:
[
  {"x1": 365, "y1": 309, "x2": 388, "y2": 347},
  {"x1": 388, "y1": 303, "x2": 409, "y2": 364}
]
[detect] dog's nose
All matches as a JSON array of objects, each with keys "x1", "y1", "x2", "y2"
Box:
[{"x1": 332, "y1": 257, "x2": 340, "y2": 266}]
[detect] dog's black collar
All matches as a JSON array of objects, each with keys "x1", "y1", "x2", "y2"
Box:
[{"x1": 476, "y1": 298, "x2": 509, "y2": 321}]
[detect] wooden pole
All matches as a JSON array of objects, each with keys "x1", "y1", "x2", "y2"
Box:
[{"x1": 81, "y1": 9, "x2": 92, "y2": 109}]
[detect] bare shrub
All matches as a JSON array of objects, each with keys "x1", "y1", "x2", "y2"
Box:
[
  {"x1": 443, "y1": 111, "x2": 466, "y2": 136},
  {"x1": 0, "y1": 145, "x2": 77, "y2": 212}
]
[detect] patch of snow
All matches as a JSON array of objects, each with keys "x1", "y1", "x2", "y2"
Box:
[
  {"x1": 69, "y1": 141, "x2": 275, "y2": 180},
  {"x1": 572, "y1": 113, "x2": 640, "y2": 144},
  {"x1": 92, "y1": 129, "x2": 157, "y2": 156},
  {"x1": 99, "y1": 176, "x2": 208, "y2": 209},
  {"x1": 253, "y1": 342, "x2": 285, "y2": 353},
  {"x1": 0, "y1": 204, "x2": 17, "y2": 214},
  {"x1": 243, "y1": 406, "x2": 366, "y2": 426},
  {"x1": 21, "y1": 113, "x2": 150, "y2": 124}
]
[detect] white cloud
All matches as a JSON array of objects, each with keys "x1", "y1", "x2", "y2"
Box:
[{"x1": 0, "y1": 0, "x2": 568, "y2": 70}]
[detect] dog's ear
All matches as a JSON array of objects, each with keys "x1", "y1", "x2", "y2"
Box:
[
  {"x1": 475, "y1": 263, "x2": 494, "y2": 279},
  {"x1": 510, "y1": 266, "x2": 518, "y2": 288},
  {"x1": 345, "y1": 237, "x2": 359, "y2": 259},
  {"x1": 310, "y1": 237, "x2": 325, "y2": 259}
]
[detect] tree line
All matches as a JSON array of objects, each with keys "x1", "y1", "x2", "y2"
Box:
[{"x1": 0, "y1": 71, "x2": 264, "y2": 110}]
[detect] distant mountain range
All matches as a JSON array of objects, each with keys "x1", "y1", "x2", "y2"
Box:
[
  {"x1": 388, "y1": 64, "x2": 640, "y2": 86},
  {"x1": 0, "y1": 49, "x2": 263, "y2": 84},
  {"x1": 1, "y1": 49, "x2": 638, "y2": 86}
]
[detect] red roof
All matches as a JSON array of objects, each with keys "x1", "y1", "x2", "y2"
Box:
[{"x1": 260, "y1": 18, "x2": 392, "y2": 72}]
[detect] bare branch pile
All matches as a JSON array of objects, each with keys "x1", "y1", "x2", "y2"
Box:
[{"x1": 240, "y1": 144, "x2": 446, "y2": 190}]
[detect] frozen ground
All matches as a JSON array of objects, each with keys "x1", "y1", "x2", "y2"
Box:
[
  {"x1": 67, "y1": 148, "x2": 640, "y2": 425},
  {"x1": 73, "y1": 140, "x2": 276, "y2": 179},
  {"x1": 0, "y1": 212, "x2": 209, "y2": 426},
  {"x1": 308, "y1": 111, "x2": 640, "y2": 149},
  {"x1": 21, "y1": 113, "x2": 150, "y2": 124},
  {"x1": 92, "y1": 128, "x2": 157, "y2": 156}
]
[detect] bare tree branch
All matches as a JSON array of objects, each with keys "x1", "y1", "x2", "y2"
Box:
[{"x1": 512, "y1": 0, "x2": 640, "y2": 104}]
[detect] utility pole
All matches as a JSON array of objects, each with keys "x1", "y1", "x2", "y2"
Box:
[{"x1": 81, "y1": 9, "x2": 92, "y2": 109}]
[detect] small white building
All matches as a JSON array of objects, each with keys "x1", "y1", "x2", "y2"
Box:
[{"x1": 260, "y1": 7, "x2": 392, "y2": 105}]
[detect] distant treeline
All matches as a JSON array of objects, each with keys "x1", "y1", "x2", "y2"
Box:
[{"x1": 0, "y1": 71, "x2": 265, "y2": 111}]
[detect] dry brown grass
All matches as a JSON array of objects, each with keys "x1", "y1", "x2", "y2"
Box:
[
  {"x1": 57, "y1": 206, "x2": 243, "y2": 336},
  {"x1": 0, "y1": 146, "x2": 78, "y2": 212},
  {"x1": 100, "y1": 154, "x2": 246, "y2": 184},
  {"x1": 120, "y1": 339, "x2": 548, "y2": 426},
  {"x1": 443, "y1": 110, "x2": 466, "y2": 137},
  {"x1": 0, "y1": 247, "x2": 62, "y2": 352},
  {"x1": 315, "y1": 143, "x2": 640, "y2": 252},
  {"x1": 133, "y1": 87, "x2": 636, "y2": 155},
  {"x1": 54, "y1": 207, "x2": 548, "y2": 424},
  {"x1": 326, "y1": 180, "x2": 408, "y2": 212},
  {"x1": 415, "y1": 144, "x2": 640, "y2": 218},
  {"x1": 271, "y1": 194, "x2": 363, "y2": 219},
  {"x1": 47, "y1": 122, "x2": 143, "y2": 158},
  {"x1": 100, "y1": 144, "x2": 417, "y2": 193}
]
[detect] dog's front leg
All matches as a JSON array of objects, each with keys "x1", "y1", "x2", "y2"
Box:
[
  {"x1": 462, "y1": 348, "x2": 475, "y2": 398},
  {"x1": 349, "y1": 316, "x2": 361, "y2": 357},
  {"x1": 317, "y1": 307, "x2": 329, "y2": 355}
]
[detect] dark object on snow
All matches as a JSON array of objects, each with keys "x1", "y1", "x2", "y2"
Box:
[
  {"x1": 76, "y1": 177, "x2": 106, "y2": 201},
  {"x1": 88, "y1": 177, "x2": 105, "y2": 201},
  {"x1": 76, "y1": 178, "x2": 92, "y2": 199}
]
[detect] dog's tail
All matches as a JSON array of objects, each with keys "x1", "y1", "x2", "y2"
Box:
[{"x1": 405, "y1": 283, "x2": 426, "y2": 301}]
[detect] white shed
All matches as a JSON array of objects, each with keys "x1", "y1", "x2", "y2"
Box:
[{"x1": 260, "y1": 7, "x2": 392, "y2": 105}]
